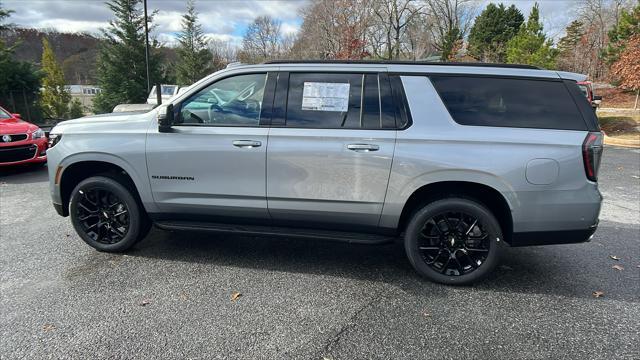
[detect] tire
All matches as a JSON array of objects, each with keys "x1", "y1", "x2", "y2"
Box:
[
  {"x1": 404, "y1": 198, "x2": 503, "y2": 285},
  {"x1": 69, "y1": 176, "x2": 150, "y2": 252}
]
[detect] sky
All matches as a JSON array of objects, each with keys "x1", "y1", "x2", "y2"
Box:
[{"x1": 3, "y1": 0, "x2": 582, "y2": 46}]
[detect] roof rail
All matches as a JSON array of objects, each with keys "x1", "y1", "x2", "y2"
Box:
[
  {"x1": 225, "y1": 62, "x2": 245, "y2": 69},
  {"x1": 262, "y1": 59, "x2": 540, "y2": 70}
]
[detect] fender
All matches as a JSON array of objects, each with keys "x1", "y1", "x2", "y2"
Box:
[
  {"x1": 57, "y1": 151, "x2": 159, "y2": 214},
  {"x1": 379, "y1": 169, "x2": 516, "y2": 229}
]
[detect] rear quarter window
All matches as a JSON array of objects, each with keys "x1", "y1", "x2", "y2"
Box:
[{"x1": 429, "y1": 76, "x2": 588, "y2": 131}]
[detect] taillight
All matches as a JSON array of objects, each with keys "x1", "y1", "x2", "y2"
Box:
[{"x1": 582, "y1": 131, "x2": 603, "y2": 182}]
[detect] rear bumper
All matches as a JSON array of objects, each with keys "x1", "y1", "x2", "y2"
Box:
[{"x1": 510, "y1": 222, "x2": 598, "y2": 247}]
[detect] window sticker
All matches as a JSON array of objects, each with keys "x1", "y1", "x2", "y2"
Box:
[{"x1": 301, "y1": 82, "x2": 350, "y2": 112}]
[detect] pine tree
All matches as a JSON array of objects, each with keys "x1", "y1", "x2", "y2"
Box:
[
  {"x1": 558, "y1": 20, "x2": 584, "y2": 54},
  {"x1": 468, "y1": 3, "x2": 524, "y2": 63},
  {"x1": 506, "y1": 3, "x2": 557, "y2": 69},
  {"x1": 603, "y1": 2, "x2": 640, "y2": 65},
  {"x1": 0, "y1": 1, "x2": 42, "y2": 121},
  {"x1": 175, "y1": 0, "x2": 212, "y2": 85},
  {"x1": 440, "y1": 28, "x2": 462, "y2": 61},
  {"x1": 40, "y1": 38, "x2": 71, "y2": 119},
  {"x1": 93, "y1": 0, "x2": 164, "y2": 113},
  {"x1": 68, "y1": 98, "x2": 85, "y2": 118}
]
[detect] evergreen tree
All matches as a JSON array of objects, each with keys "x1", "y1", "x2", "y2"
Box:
[
  {"x1": 506, "y1": 3, "x2": 557, "y2": 69},
  {"x1": 93, "y1": 0, "x2": 164, "y2": 113},
  {"x1": 0, "y1": 1, "x2": 42, "y2": 121},
  {"x1": 468, "y1": 3, "x2": 524, "y2": 62},
  {"x1": 175, "y1": 0, "x2": 212, "y2": 85},
  {"x1": 557, "y1": 20, "x2": 584, "y2": 54},
  {"x1": 40, "y1": 38, "x2": 71, "y2": 119},
  {"x1": 603, "y1": 1, "x2": 640, "y2": 64},
  {"x1": 68, "y1": 98, "x2": 85, "y2": 118},
  {"x1": 440, "y1": 28, "x2": 462, "y2": 61}
]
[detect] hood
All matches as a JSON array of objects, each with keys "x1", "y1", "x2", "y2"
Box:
[
  {"x1": 0, "y1": 117, "x2": 38, "y2": 134},
  {"x1": 56, "y1": 111, "x2": 153, "y2": 126},
  {"x1": 51, "y1": 110, "x2": 156, "y2": 135}
]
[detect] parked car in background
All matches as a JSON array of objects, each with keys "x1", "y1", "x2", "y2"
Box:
[
  {"x1": 47, "y1": 61, "x2": 603, "y2": 285},
  {"x1": 147, "y1": 85, "x2": 181, "y2": 105},
  {"x1": 577, "y1": 81, "x2": 602, "y2": 109},
  {"x1": 0, "y1": 105, "x2": 47, "y2": 166}
]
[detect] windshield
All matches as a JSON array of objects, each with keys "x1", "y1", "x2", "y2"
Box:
[{"x1": 0, "y1": 107, "x2": 11, "y2": 120}]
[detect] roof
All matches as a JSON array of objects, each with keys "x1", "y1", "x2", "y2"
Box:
[{"x1": 262, "y1": 60, "x2": 540, "y2": 70}]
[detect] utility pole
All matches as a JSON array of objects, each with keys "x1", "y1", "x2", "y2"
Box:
[{"x1": 143, "y1": 0, "x2": 151, "y2": 92}]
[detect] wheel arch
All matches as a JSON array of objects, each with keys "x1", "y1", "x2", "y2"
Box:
[
  {"x1": 397, "y1": 181, "x2": 513, "y2": 244},
  {"x1": 57, "y1": 154, "x2": 153, "y2": 216}
]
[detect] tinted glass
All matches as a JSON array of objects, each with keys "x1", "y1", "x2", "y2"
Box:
[
  {"x1": 430, "y1": 76, "x2": 587, "y2": 130},
  {"x1": 285, "y1": 73, "x2": 381, "y2": 129},
  {"x1": 0, "y1": 107, "x2": 11, "y2": 119},
  {"x1": 179, "y1": 73, "x2": 267, "y2": 126}
]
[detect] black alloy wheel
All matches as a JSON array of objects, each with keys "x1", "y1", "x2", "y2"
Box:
[
  {"x1": 75, "y1": 187, "x2": 130, "y2": 244},
  {"x1": 69, "y1": 175, "x2": 150, "y2": 252},
  {"x1": 404, "y1": 198, "x2": 502, "y2": 285},
  {"x1": 417, "y1": 211, "x2": 490, "y2": 276}
]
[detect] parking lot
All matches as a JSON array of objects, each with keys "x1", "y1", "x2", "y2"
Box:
[{"x1": 1, "y1": 146, "x2": 638, "y2": 359}]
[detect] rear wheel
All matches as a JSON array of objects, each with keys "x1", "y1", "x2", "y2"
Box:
[
  {"x1": 69, "y1": 176, "x2": 150, "y2": 252},
  {"x1": 404, "y1": 198, "x2": 503, "y2": 285}
]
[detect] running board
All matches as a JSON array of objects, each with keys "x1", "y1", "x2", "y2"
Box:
[{"x1": 153, "y1": 221, "x2": 397, "y2": 245}]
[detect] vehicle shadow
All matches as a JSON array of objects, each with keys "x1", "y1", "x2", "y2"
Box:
[
  {"x1": 0, "y1": 163, "x2": 48, "y2": 184},
  {"x1": 129, "y1": 223, "x2": 638, "y2": 302}
]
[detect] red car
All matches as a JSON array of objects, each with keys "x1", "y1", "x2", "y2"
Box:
[
  {"x1": 0, "y1": 105, "x2": 47, "y2": 166},
  {"x1": 577, "y1": 81, "x2": 602, "y2": 109}
]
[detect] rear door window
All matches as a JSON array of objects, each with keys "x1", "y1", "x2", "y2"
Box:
[
  {"x1": 285, "y1": 73, "x2": 382, "y2": 129},
  {"x1": 429, "y1": 76, "x2": 587, "y2": 130}
]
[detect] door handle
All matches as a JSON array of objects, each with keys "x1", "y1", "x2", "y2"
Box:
[
  {"x1": 233, "y1": 140, "x2": 262, "y2": 148},
  {"x1": 347, "y1": 144, "x2": 379, "y2": 152}
]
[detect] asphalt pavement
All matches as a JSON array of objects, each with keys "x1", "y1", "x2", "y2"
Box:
[{"x1": 1, "y1": 146, "x2": 638, "y2": 360}]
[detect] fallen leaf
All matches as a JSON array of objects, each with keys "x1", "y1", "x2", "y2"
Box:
[
  {"x1": 139, "y1": 299, "x2": 152, "y2": 306},
  {"x1": 592, "y1": 291, "x2": 605, "y2": 298},
  {"x1": 230, "y1": 291, "x2": 241, "y2": 302},
  {"x1": 609, "y1": 255, "x2": 621, "y2": 261},
  {"x1": 179, "y1": 292, "x2": 188, "y2": 301},
  {"x1": 632, "y1": 175, "x2": 640, "y2": 179},
  {"x1": 617, "y1": 166, "x2": 624, "y2": 170},
  {"x1": 612, "y1": 265, "x2": 624, "y2": 271},
  {"x1": 43, "y1": 323, "x2": 56, "y2": 332}
]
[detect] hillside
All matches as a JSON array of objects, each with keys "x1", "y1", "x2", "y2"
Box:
[{"x1": 1, "y1": 28, "x2": 178, "y2": 85}]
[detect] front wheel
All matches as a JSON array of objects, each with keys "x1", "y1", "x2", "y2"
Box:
[
  {"x1": 404, "y1": 198, "x2": 503, "y2": 285},
  {"x1": 69, "y1": 176, "x2": 150, "y2": 252}
]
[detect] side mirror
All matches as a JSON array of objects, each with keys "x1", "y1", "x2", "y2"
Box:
[
  {"x1": 12, "y1": 113, "x2": 21, "y2": 118},
  {"x1": 593, "y1": 95, "x2": 602, "y2": 101},
  {"x1": 158, "y1": 104, "x2": 174, "y2": 133}
]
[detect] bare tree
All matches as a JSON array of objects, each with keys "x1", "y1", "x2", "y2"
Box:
[
  {"x1": 372, "y1": 0, "x2": 423, "y2": 59},
  {"x1": 425, "y1": 0, "x2": 477, "y2": 60},
  {"x1": 209, "y1": 39, "x2": 237, "y2": 70},
  {"x1": 403, "y1": 11, "x2": 437, "y2": 60},
  {"x1": 294, "y1": 0, "x2": 371, "y2": 59},
  {"x1": 574, "y1": 0, "x2": 631, "y2": 79},
  {"x1": 241, "y1": 15, "x2": 282, "y2": 62}
]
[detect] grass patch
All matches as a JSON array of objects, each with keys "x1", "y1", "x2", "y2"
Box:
[{"x1": 598, "y1": 115, "x2": 640, "y2": 140}]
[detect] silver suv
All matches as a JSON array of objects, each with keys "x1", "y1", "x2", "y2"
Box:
[{"x1": 47, "y1": 61, "x2": 603, "y2": 284}]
